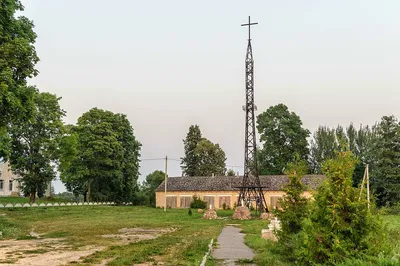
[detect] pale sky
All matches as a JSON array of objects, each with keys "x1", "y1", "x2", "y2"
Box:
[{"x1": 20, "y1": 0, "x2": 400, "y2": 193}]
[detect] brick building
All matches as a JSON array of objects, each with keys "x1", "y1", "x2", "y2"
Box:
[{"x1": 155, "y1": 175, "x2": 325, "y2": 210}]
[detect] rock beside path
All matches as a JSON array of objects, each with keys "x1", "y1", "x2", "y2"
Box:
[
  {"x1": 260, "y1": 212, "x2": 274, "y2": 220},
  {"x1": 203, "y1": 209, "x2": 218, "y2": 219},
  {"x1": 232, "y1": 206, "x2": 251, "y2": 220}
]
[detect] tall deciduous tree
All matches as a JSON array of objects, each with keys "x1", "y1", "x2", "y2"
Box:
[
  {"x1": 309, "y1": 126, "x2": 338, "y2": 173},
  {"x1": 257, "y1": 104, "x2": 310, "y2": 175},
  {"x1": 309, "y1": 124, "x2": 377, "y2": 186},
  {"x1": 194, "y1": 139, "x2": 226, "y2": 176},
  {"x1": 9, "y1": 92, "x2": 65, "y2": 203},
  {"x1": 226, "y1": 169, "x2": 236, "y2": 176},
  {"x1": 142, "y1": 170, "x2": 165, "y2": 206},
  {"x1": 181, "y1": 125, "x2": 202, "y2": 176},
  {"x1": 0, "y1": 0, "x2": 39, "y2": 158},
  {"x1": 372, "y1": 116, "x2": 400, "y2": 206},
  {"x1": 59, "y1": 108, "x2": 141, "y2": 203}
]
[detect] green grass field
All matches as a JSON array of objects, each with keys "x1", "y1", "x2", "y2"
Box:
[
  {"x1": 0, "y1": 206, "x2": 238, "y2": 265},
  {"x1": 0, "y1": 206, "x2": 399, "y2": 266}
]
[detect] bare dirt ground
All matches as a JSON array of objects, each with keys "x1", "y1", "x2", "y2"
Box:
[
  {"x1": 0, "y1": 228, "x2": 174, "y2": 266},
  {"x1": 0, "y1": 238, "x2": 102, "y2": 266},
  {"x1": 101, "y1": 227, "x2": 176, "y2": 244}
]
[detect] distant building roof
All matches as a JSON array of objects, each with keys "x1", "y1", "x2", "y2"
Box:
[{"x1": 155, "y1": 175, "x2": 325, "y2": 192}]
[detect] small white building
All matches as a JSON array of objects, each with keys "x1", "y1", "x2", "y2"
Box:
[{"x1": 0, "y1": 161, "x2": 22, "y2": 196}]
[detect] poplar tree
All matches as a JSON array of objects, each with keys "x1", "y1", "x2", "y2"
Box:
[{"x1": 181, "y1": 125, "x2": 202, "y2": 176}]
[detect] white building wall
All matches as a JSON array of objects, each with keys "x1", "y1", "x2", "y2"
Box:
[{"x1": 0, "y1": 162, "x2": 22, "y2": 196}]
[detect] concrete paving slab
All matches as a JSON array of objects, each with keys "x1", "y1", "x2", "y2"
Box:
[{"x1": 212, "y1": 226, "x2": 255, "y2": 265}]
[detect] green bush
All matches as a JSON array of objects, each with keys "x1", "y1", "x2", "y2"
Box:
[
  {"x1": 274, "y1": 158, "x2": 309, "y2": 261},
  {"x1": 295, "y1": 151, "x2": 391, "y2": 265},
  {"x1": 190, "y1": 196, "x2": 206, "y2": 209},
  {"x1": 380, "y1": 203, "x2": 400, "y2": 215}
]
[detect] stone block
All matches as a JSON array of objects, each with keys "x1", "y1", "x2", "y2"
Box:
[
  {"x1": 203, "y1": 209, "x2": 218, "y2": 219},
  {"x1": 15, "y1": 203, "x2": 23, "y2": 207},
  {"x1": 232, "y1": 206, "x2": 251, "y2": 220},
  {"x1": 23, "y1": 203, "x2": 31, "y2": 207},
  {"x1": 39, "y1": 203, "x2": 46, "y2": 207},
  {"x1": 260, "y1": 212, "x2": 274, "y2": 220},
  {"x1": 31, "y1": 203, "x2": 38, "y2": 207},
  {"x1": 269, "y1": 218, "x2": 281, "y2": 230},
  {"x1": 78, "y1": 202, "x2": 83, "y2": 205}
]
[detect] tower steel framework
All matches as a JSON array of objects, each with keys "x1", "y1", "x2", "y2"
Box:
[{"x1": 236, "y1": 16, "x2": 268, "y2": 212}]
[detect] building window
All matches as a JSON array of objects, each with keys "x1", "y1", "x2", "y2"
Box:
[
  {"x1": 270, "y1": 196, "x2": 282, "y2": 209},
  {"x1": 166, "y1": 196, "x2": 177, "y2": 208},
  {"x1": 0, "y1": 179, "x2": 3, "y2": 190},
  {"x1": 203, "y1": 196, "x2": 215, "y2": 209},
  {"x1": 180, "y1": 196, "x2": 192, "y2": 208},
  {"x1": 219, "y1": 196, "x2": 231, "y2": 209},
  {"x1": 9, "y1": 180, "x2": 13, "y2": 191}
]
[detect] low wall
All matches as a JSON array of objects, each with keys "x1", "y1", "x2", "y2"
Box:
[{"x1": 0, "y1": 202, "x2": 134, "y2": 208}]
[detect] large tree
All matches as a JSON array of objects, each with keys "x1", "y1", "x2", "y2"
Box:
[
  {"x1": 181, "y1": 125, "x2": 202, "y2": 176},
  {"x1": 59, "y1": 108, "x2": 141, "y2": 202},
  {"x1": 309, "y1": 126, "x2": 338, "y2": 173},
  {"x1": 194, "y1": 139, "x2": 226, "y2": 176},
  {"x1": 1, "y1": 0, "x2": 39, "y2": 158},
  {"x1": 257, "y1": 104, "x2": 310, "y2": 175},
  {"x1": 141, "y1": 170, "x2": 165, "y2": 206},
  {"x1": 8, "y1": 92, "x2": 65, "y2": 203},
  {"x1": 372, "y1": 116, "x2": 400, "y2": 206},
  {"x1": 226, "y1": 169, "x2": 236, "y2": 176}
]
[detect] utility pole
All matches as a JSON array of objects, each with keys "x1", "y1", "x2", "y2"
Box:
[
  {"x1": 359, "y1": 164, "x2": 370, "y2": 210},
  {"x1": 366, "y1": 164, "x2": 370, "y2": 210},
  {"x1": 164, "y1": 156, "x2": 168, "y2": 212}
]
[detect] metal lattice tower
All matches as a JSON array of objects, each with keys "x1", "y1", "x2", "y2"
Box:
[{"x1": 236, "y1": 16, "x2": 268, "y2": 212}]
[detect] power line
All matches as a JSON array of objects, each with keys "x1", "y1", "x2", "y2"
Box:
[
  {"x1": 141, "y1": 158, "x2": 181, "y2": 162},
  {"x1": 141, "y1": 157, "x2": 243, "y2": 168}
]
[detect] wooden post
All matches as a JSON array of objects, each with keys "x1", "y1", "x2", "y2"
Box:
[
  {"x1": 164, "y1": 156, "x2": 168, "y2": 212},
  {"x1": 366, "y1": 164, "x2": 370, "y2": 210},
  {"x1": 87, "y1": 180, "x2": 91, "y2": 203},
  {"x1": 359, "y1": 166, "x2": 367, "y2": 200}
]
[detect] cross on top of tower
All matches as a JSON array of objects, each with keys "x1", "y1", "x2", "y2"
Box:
[{"x1": 241, "y1": 16, "x2": 258, "y2": 41}]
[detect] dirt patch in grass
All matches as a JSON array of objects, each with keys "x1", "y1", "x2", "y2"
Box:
[
  {"x1": 101, "y1": 227, "x2": 176, "y2": 244},
  {"x1": 0, "y1": 238, "x2": 102, "y2": 266}
]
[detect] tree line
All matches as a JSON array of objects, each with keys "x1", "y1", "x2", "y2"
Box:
[
  {"x1": 1, "y1": 1, "x2": 398, "y2": 207},
  {"x1": 180, "y1": 103, "x2": 400, "y2": 207},
  {"x1": 0, "y1": 2, "x2": 141, "y2": 203}
]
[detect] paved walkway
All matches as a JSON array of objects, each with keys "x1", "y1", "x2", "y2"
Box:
[{"x1": 211, "y1": 226, "x2": 255, "y2": 266}]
